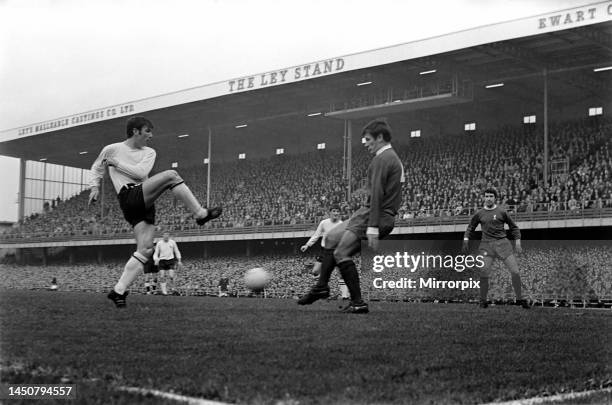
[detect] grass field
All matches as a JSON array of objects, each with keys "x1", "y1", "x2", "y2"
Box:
[{"x1": 1, "y1": 290, "x2": 611, "y2": 405}]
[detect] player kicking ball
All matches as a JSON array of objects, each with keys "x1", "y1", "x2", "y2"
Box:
[
  {"x1": 88, "y1": 116, "x2": 222, "y2": 308},
  {"x1": 298, "y1": 118, "x2": 404, "y2": 313},
  {"x1": 462, "y1": 188, "x2": 530, "y2": 309}
]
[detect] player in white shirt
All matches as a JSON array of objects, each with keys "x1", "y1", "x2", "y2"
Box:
[
  {"x1": 88, "y1": 116, "x2": 222, "y2": 308},
  {"x1": 299, "y1": 205, "x2": 349, "y2": 301},
  {"x1": 153, "y1": 232, "x2": 182, "y2": 295}
]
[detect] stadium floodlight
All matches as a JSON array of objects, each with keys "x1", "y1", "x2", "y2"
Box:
[
  {"x1": 235, "y1": 124, "x2": 248, "y2": 129},
  {"x1": 356, "y1": 81, "x2": 372, "y2": 86},
  {"x1": 485, "y1": 83, "x2": 504, "y2": 88},
  {"x1": 177, "y1": 134, "x2": 189, "y2": 138},
  {"x1": 419, "y1": 69, "x2": 437, "y2": 75},
  {"x1": 39, "y1": 158, "x2": 47, "y2": 161},
  {"x1": 307, "y1": 112, "x2": 322, "y2": 117},
  {"x1": 203, "y1": 158, "x2": 209, "y2": 164},
  {"x1": 393, "y1": 99, "x2": 402, "y2": 103},
  {"x1": 593, "y1": 66, "x2": 612, "y2": 72},
  {"x1": 79, "y1": 151, "x2": 88, "y2": 155},
  {"x1": 171, "y1": 162, "x2": 178, "y2": 168}
]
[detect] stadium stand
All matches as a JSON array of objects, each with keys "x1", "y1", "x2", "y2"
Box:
[
  {"x1": 1, "y1": 116, "x2": 610, "y2": 240},
  {"x1": 1, "y1": 243, "x2": 610, "y2": 307}
]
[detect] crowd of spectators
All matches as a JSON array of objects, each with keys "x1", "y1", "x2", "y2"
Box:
[
  {"x1": 0, "y1": 244, "x2": 610, "y2": 305},
  {"x1": 1, "y1": 116, "x2": 610, "y2": 239}
]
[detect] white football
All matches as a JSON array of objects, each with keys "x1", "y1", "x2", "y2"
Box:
[{"x1": 244, "y1": 267, "x2": 271, "y2": 290}]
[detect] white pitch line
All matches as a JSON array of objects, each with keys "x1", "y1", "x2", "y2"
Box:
[
  {"x1": 480, "y1": 387, "x2": 612, "y2": 405},
  {"x1": 117, "y1": 386, "x2": 233, "y2": 405}
]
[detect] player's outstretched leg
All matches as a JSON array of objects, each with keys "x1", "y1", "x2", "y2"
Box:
[
  {"x1": 142, "y1": 170, "x2": 222, "y2": 226},
  {"x1": 298, "y1": 249, "x2": 334, "y2": 305}
]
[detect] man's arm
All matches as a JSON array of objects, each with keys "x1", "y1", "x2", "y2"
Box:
[
  {"x1": 153, "y1": 242, "x2": 160, "y2": 264},
  {"x1": 462, "y1": 212, "x2": 480, "y2": 252},
  {"x1": 504, "y1": 211, "x2": 522, "y2": 253},
  {"x1": 173, "y1": 240, "x2": 182, "y2": 263},
  {"x1": 301, "y1": 220, "x2": 324, "y2": 251},
  {"x1": 367, "y1": 159, "x2": 385, "y2": 233},
  {"x1": 88, "y1": 146, "x2": 110, "y2": 205}
]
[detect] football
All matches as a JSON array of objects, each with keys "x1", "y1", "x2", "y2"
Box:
[{"x1": 244, "y1": 267, "x2": 271, "y2": 290}]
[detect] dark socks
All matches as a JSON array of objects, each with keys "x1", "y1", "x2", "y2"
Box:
[
  {"x1": 338, "y1": 260, "x2": 362, "y2": 303},
  {"x1": 511, "y1": 273, "x2": 522, "y2": 300},
  {"x1": 480, "y1": 277, "x2": 489, "y2": 302}
]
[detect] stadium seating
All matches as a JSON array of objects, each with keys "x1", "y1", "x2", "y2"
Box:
[
  {"x1": 1, "y1": 116, "x2": 610, "y2": 239},
  {"x1": 1, "y1": 244, "x2": 610, "y2": 306}
]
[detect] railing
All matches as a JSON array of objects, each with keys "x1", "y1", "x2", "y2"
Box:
[
  {"x1": 1, "y1": 204, "x2": 611, "y2": 244},
  {"x1": 396, "y1": 205, "x2": 612, "y2": 227}
]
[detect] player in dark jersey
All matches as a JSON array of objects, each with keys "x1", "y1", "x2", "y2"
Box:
[
  {"x1": 298, "y1": 118, "x2": 404, "y2": 314},
  {"x1": 463, "y1": 188, "x2": 530, "y2": 309}
]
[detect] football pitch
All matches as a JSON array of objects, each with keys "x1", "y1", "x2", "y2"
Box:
[{"x1": 1, "y1": 290, "x2": 610, "y2": 405}]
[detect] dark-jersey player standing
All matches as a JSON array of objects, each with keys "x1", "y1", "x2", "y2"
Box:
[{"x1": 463, "y1": 188, "x2": 530, "y2": 309}]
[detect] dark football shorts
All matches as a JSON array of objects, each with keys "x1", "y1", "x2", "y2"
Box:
[
  {"x1": 118, "y1": 183, "x2": 156, "y2": 227},
  {"x1": 479, "y1": 238, "x2": 514, "y2": 260},
  {"x1": 345, "y1": 207, "x2": 395, "y2": 239},
  {"x1": 158, "y1": 259, "x2": 176, "y2": 270},
  {"x1": 143, "y1": 261, "x2": 159, "y2": 274}
]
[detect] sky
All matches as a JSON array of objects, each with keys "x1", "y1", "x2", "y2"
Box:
[{"x1": 0, "y1": 0, "x2": 593, "y2": 221}]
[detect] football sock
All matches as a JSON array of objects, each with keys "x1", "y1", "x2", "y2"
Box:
[
  {"x1": 511, "y1": 273, "x2": 522, "y2": 300},
  {"x1": 315, "y1": 250, "x2": 336, "y2": 289},
  {"x1": 480, "y1": 277, "x2": 489, "y2": 302},
  {"x1": 145, "y1": 282, "x2": 150, "y2": 292},
  {"x1": 115, "y1": 256, "x2": 144, "y2": 295},
  {"x1": 338, "y1": 260, "x2": 362, "y2": 303},
  {"x1": 160, "y1": 282, "x2": 168, "y2": 295},
  {"x1": 171, "y1": 183, "x2": 207, "y2": 218}
]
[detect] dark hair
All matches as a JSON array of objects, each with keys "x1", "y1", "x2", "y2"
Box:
[
  {"x1": 483, "y1": 188, "x2": 498, "y2": 197},
  {"x1": 126, "y1": 116, "x2": 153, "y2": 138},
  {"x1": 362, "y1": 118, "x2": 392, "y2": 142},
  {"x1": 330, "y1": 205, "x2": 341, "y2": 211}
]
